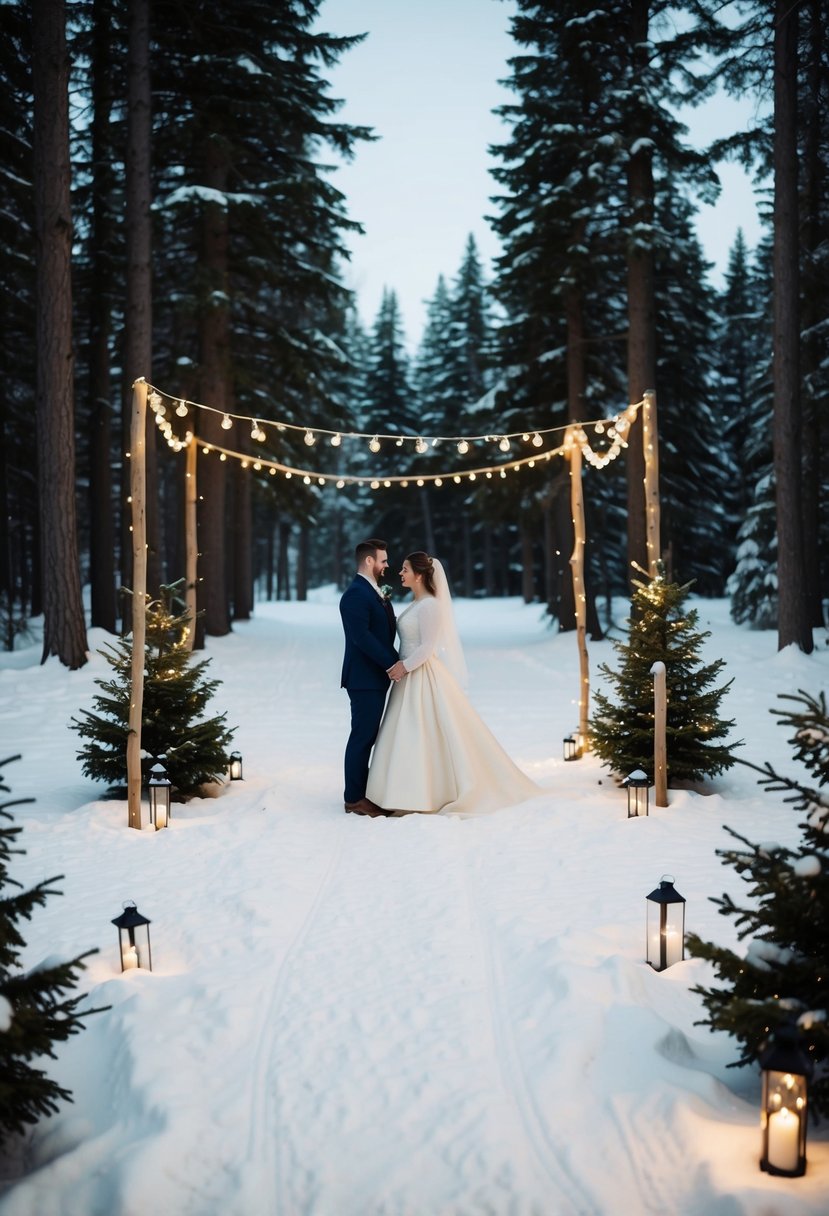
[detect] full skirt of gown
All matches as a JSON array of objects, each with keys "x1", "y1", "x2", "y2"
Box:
[{"x1": 366, "y1": 655, "x2": 539, "y2": 815}]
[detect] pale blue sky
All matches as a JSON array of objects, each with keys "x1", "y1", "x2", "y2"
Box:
[{"x1": 318, "y1": 0, "x2": 766, "y2": 347}]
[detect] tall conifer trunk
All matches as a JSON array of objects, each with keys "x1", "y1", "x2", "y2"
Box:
[
  {"x1": 123, "y1": 0, "x2": 158, "y2": 607},
  {"x1": 625, "y1": 0, "x2": 656, "y2": 588},
  {"x1": 198, "y1": 136, "x2": 231, "y2": 635},
  {"x1": 88, "y1": 0, "x2": 116, "y2": 632},
  {"x1": 773, "y1": 0, "x2": 812, "y2": 652},
  {"x1": 799, "y1": 0, "x2": 824, "y2": 628},
  {"x1": 32, "y1": 0, "x2": 87, "y2": 668}
]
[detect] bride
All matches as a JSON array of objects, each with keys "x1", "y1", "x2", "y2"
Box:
[{"x1": 366, "y1": 552, "x2": 540, "y2": 815}]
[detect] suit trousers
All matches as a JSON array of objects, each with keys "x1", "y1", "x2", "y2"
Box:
[{"x1": 344, "y1": 687, "x2": 388, "y2": 803}]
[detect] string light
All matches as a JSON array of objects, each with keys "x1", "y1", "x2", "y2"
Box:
[
  {"x1": 304, "y1": 430, "x2": 315, "y2": 446},
  {"x1": 175, "y1": 400, "x2": 188, "y2": 417},
  {"x1": 369, "y1": 436, "x2": 381, "y2": 453},
  {"x1": 499, "y1": 437, "x2": 510, "y2": 452},
  {"x1": 415, "y1": 437, "x2": 428, "y2": 454},
  {"x1": 142, "y1": 381, "x2": 643, "y2": 452}
]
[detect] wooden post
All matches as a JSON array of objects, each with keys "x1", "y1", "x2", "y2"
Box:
[
  {"x1": 127, "y1": 377, "x2": 148, "y2": 829},
  {"x1": 642, "y1": 388, "x2": 660, "y2": 576},
  {"x1": 650, "y1": 659, "x2": 668, "y2": 807},
  {"x1": 184, "y1": 436, "x2": 197, "y2": 650},
  {"x1": 568, "y1": 430, "x2": 590, "y2": 751}
]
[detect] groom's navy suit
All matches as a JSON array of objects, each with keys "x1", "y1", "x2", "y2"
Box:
[{"x1": 339, "y1": 575, "x2": 398, "y2": 804}]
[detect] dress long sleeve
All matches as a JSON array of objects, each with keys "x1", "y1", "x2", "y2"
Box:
[{"x1": 401, "y1": 597, "x2": 441, "y2": 672}]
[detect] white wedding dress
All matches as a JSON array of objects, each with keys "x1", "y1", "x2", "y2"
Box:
[{"x1": 366, "y1": 590, "x2": 540, "y2": 816}]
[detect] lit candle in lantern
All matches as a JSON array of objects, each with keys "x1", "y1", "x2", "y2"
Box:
[
  {"x1": 122, "y1": 945, "x2": 139, "y2": 970},
  {"x1": 767, "y1": 1107, "x2": 800, "y2": 1174}
]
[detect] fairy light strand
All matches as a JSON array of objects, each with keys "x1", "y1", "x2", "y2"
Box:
[{"x1": 146, "y1": 384, "x2": 643, "y2": 453}]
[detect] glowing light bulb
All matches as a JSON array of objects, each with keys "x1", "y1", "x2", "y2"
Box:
[
  {"x1": 304, "y1": 430, "x2": 315, "y2": 446},
  {"x1": 369, "y1": 436, "x2": 381, "y2": 453},
  {"x1": 176, "y1": 400, "x2": 188, "y2": 417},
  {"x1": 415, "y1": 437, "x2": 427, "y2": 454},
  {"x1": 330, "y1": 433, "x2": 342, "y2": 447},
  {"x1": 499, "y1": 437, "x2": 510, "y2": 452},
  {"x1": 457, "y1": 439, "x2": 469, "y2": 455},
  {"x1": 221, "y1": 414, "x2": 232, "y2": 430},
  {"x1": 532, "y1": 433, "x2": 543, "y2": 447}
]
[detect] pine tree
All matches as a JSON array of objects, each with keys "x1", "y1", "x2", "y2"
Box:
[
  {"x1": 590, "y1": 567, "x2": 739, "y2": 782},
  {"x1": 0, "y1": 756, "x2": 106, "y2": 1142},
  {"x1": 72, "y1": 584, "x2": 235, "y2": 796},
  {"x1": 687, "y1": 689, "x2": 829, "y2": 1118}
]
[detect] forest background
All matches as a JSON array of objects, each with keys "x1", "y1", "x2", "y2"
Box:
[{"x1": 1, "y1": 0, "x2": 827, "y2": 670}]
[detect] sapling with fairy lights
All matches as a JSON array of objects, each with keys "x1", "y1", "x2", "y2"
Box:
[
  {"x1": 72, "y1": 582, "x2": 235, "y2": 798},
  {"x1": 590, "y1": 566, "x2": 739, "y2": 784}
]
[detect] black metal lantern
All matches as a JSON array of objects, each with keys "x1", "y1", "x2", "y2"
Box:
[
  {"x1": 645, "y1": 875, "x2": 685, "y2": 971},
  {"x1": 112, "y1": 901, "x2": 152, "y2": 972},
  {"x1": 228, "y1": 750, "x2": 243, "y2": 781},
  {"x1": 623, "y1": 769, "x2": 650, "y2": 817},
  {"x1": 760, "y1": 1022, "x2": 813, "y2": 1177},
  {"x1": 563, "y1": 734, "x2": 579, "y2": 761},
  {"x1": 148, "y1": 762, "x2": 172, "y2": 829}
]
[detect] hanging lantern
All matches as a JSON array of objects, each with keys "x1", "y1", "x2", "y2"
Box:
[
  {"x1": 148, "y1": 762, "x2": 172, "y2": 829},
  {"x1": 623, "y1": 769, "x2": 650, "y2": 817},
  {"x1": 563, "y1": 734, "x2": 580, "y2": 761},
  {"x1": 112, "y1": 901, "x2": 153, "y2": 972},
  {"x1": 645, "y1": 875, "x2": 685, "y2": 971},
  {"x1": 228, "y1": 751, "x2": 244, "y2": 781},
  {"x1": 760, "y1": 1022, "x2": 812, "y2": 1177}
]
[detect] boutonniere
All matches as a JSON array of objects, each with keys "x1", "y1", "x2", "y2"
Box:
[{"x1": 379, "y1": 584, "x2": 393, "y2": 601}]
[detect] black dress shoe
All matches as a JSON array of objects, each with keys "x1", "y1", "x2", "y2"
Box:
[{"x1": 344, "y1": 798, "x2": 391, "y2": 818}]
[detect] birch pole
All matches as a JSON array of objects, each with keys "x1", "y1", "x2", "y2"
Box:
[
  {"x1": 568, "y1": 430, "x2": 590, "y2": 751},
  {"x1": 650, "y1": 659, "x2": 668, "y2": 807},
  {"x1": 127, "y1": 377, "x2": 148, "y2": 829},
  {"x1": 642, "y1": 388, "x2": 660, "y2": 576},
  {"x1": 184, "y1": 437, "x2": 197, "y2": 651}
]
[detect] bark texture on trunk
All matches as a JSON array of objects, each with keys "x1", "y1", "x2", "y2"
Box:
[
  {"x1": 32, "y1": 0, "x2": 88, "y2": 668},
  {"x1": 89, "y1": 0, "x2": 116, "y2": 632},
  {"x1": 625, "y1": 0, "x2": 656, "y2": 588},
  {"x1": 123, "y1": 0, "x2": 158, "y2": 603},
  {"x1": 773, "y1": 0, "x2": 812, "y2": 652}
]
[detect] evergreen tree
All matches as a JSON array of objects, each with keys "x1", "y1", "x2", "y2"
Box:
[
  {"x1": 72, "y1": 584, "x2": 235, "y2": 796},
  {"x1": 0, "y1": 756, "x2": 105, "y2": 1142},
  {"x1": 653, "y1": 190, "x2": 727, "y2": 593},
  {"x1": 590, "y1": 567, "x2": 739, "y2": 782},
  {"x1": 725, "y1": 235, "x2": 777, "y2": 627},
  {"x1": 687, "y1": 689, "x2": 829, "y2": 1117}
]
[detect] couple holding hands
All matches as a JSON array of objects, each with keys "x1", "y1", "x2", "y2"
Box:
[{"x1": 339, "y1": 538, "x2": 539, "y2": 818}]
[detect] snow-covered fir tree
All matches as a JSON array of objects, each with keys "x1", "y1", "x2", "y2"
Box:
[
  {"x1": 72, "y1": 585, "x2": 235, "y2": 797},
  {"x1": 590, "y1": 567, "x2": 738, "y2": 783},
  {"x1": 687, "y1": 689, "x2": 829, "y2": 1117},
  {"x1": 0, "y1": 757, "x2": 105, "y2": 1142}
]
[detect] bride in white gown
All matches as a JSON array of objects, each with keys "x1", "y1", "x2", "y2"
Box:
[{"x1": 366, "y1": 552, "x2": 540, "y2": 815}]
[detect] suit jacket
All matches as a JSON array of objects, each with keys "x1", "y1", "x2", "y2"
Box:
[{"x1": 339, "y1": 575, "x2": 398, "y2": 690}]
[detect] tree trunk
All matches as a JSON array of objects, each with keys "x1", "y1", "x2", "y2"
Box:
[
  {"x1": 419, "y1": 487, "x2": 436, "y2": 558},
  {"x1": 625, "y1": 0, "x2": 656, "y2": 588},
  {"x1": 277, "y1": 520, "x2": 291, "y2": 599},
  {"x1": 32, "y1": 0, "x2": 87, "y2": 668},
  {"x1": 123, "y1": 0, "x2": 157, "y2": 608},
  {"x1": 296, "y1": 521, "x2": 309, "y2": 602},
  {"x1": 232, "y1": 461, "x2": 252, "y2": 619},
  {"x1": 799, "y1": 0, "x2": 823, "y2": 628},
  {"x1": 773, "y1": 0, "x2": 812, "y2": 653},
  {"x1": 462, "y1": 516, "x2": 473, "y2": 597},
  {"x1": 520, "y1": 519, "x2": 534, "y2": 603},
  {"x1": 198, "y1": 138, "x2": 232, "y2": 634},
  {"x1": 88, "y1": 0, "x2": 116, "y2": 632}
]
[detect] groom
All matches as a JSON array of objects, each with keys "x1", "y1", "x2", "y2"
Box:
[{"x1": 339, "y1": 538, "x2": 399, "y2": 817}]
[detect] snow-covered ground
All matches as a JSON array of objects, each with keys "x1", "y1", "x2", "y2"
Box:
[{"x1": 0, "y1": 591, "x2": 827, "y2": 1216}]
